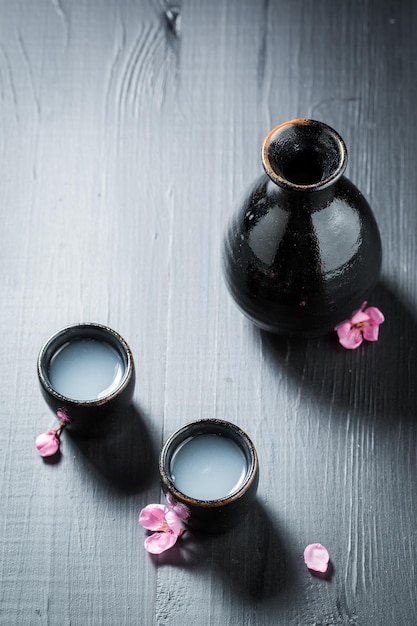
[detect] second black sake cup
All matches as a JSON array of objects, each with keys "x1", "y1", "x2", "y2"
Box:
[{"x1": 159, "y1": 418, "x2": 259, "y2": 532}]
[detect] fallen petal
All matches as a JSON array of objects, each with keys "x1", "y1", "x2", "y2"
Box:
[
  {"x1": 350, "y1": 310, "x2": 369, "y2": 326},
  {"x1": 165, "y1": 510, "x2": 183, "y2": 536},
  {"x1": 363, "y1": 324, "x2": 379, "y2": 342},
  {"x1": 304, "y1": 543, "x2": 330, "y2": 573},
  {"x1": 35, "y1": 431, "x2": 60, "y2": 457},
  {"x1": 337, "y1": 327, "x2": 363, "y2": 349},
  {"x1": 139, "y1": 504, "x2": 171, "y2": 531},
  {"x1": 334, "y1": 321, "x2": 351, "y2": 338},
  {"x1": 364, "y1": 306, "x2": 385, "y2": 325},
  {"x1": 144, "y1": 530, "x2": 178, "y2": 554}
]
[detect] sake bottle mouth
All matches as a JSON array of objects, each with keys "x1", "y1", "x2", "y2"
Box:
[{"x1": 261, "y1": 119, "x2": 347, "y2": 191}]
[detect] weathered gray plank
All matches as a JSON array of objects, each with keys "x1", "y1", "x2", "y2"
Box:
[{"x1": 0, "y1": 0, "x2": 416, "y2": 624}]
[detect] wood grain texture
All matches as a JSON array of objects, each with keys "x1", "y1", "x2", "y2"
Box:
[{"x1": 0, "y1": 0, "x2": 416, "y2": 624}]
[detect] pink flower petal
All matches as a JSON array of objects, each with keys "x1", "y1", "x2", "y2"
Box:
[
  {"x1": 166, "y1": 494, "x2": 191, "y2": 520},
  {"x1": 364, "y1": 306, "x2": 385, "y2": 325},
  {"x1": 144, "y1": 530, "x2": 179, "y2": 554},
  {"x1": 350, "y1": 310, "x2": 369, "y2": 326},
  {"x1": 363, "y1": 324, "x2": 379, "y2": 342},
  {"x1": 304, "y1": 543, "x2": 330, "y2": 573},
  {"x1": 337, "y1": 327, "x2": 363, "y2": 349},
  {"x1": 139, "y1": 504, "x2": 171, "y2": 531},
  {"x1": 334, "y1": 321, "x2": 351, "y2": 338},
  {"x1": 35, "y1": 430, "x2": 60, "y2": 457},
  {"x1": 165, "y1": 510, "x2": 183, "y2": 536}
]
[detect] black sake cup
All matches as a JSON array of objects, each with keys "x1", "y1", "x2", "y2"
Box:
[
  {"x1": 159, "y1": 419, "x2": 259, "y2": 532},
  {"x1": 37, "y1": 323, "x2": 135, "y2": 436}
]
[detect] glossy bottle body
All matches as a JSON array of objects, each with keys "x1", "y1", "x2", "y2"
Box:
[{"x1": 222, "y1": 120, "x2": 382, "y2": 336}]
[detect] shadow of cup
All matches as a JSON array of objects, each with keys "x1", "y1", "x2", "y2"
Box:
[
  {"x1": 67, "y1": 404, "x2": 157, "y2": 495},
  {"x1": 157, "y1": 501, "x2": 296, "y2": 603}
]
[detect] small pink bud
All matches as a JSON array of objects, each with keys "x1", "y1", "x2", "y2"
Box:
[
  {"x1": 166, "y1": 494, "x2": 190, "y2": 521},
  {"x1": 57, "y1": 409, "x2": 71, "y2": 424},
  {"x1": 35, "y1": 430, "x2": 60, "y2": 457}
]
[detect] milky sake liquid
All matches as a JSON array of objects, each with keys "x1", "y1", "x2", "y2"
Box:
[
  {"x1": 170, "y1": 434, "x2": 248, "y2": 500},
  {"x1": 48, "y1": 338, "x2": 125, "y2": 401}
]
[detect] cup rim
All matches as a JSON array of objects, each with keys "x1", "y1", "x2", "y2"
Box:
[
  {"x1": 37, "y1": 322, "x2": 135, "y2": 407},
  {"x1": 159, "y1": 418, "x2": 259, "y2": 508}
]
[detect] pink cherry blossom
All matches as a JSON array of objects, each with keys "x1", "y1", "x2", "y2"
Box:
[
  {"x1": 35, "y1": 430, "x2": 61, "y2": 457},
  {"x1": 304, "y1": 543, "x2": 330, "y2": 573},
  {"x1": 139, "y1": 504, "x2": 183, "y2": 554},
  {"x1": 335, "y1": 302, "x2": 384, "y2": 349}
]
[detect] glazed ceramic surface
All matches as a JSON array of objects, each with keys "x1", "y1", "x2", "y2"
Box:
[
  {"x1": 223, "y1": 119, "x2": 382, "y2": 336},
  {"x1": 37, "y1": 323, "x2": 135, "y2": 436},
  {"x1": 159, "y1": 419, "x2": 259, "y2": 532}
]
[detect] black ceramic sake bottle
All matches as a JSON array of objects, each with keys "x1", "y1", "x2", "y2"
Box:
[{"x1": 222, "y1": 119, "x2": 382, "y2": 337}]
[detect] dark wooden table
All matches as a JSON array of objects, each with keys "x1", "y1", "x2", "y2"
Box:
[{"x1": 1, "y1": 1, "x2": 416, "y2": 624}]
